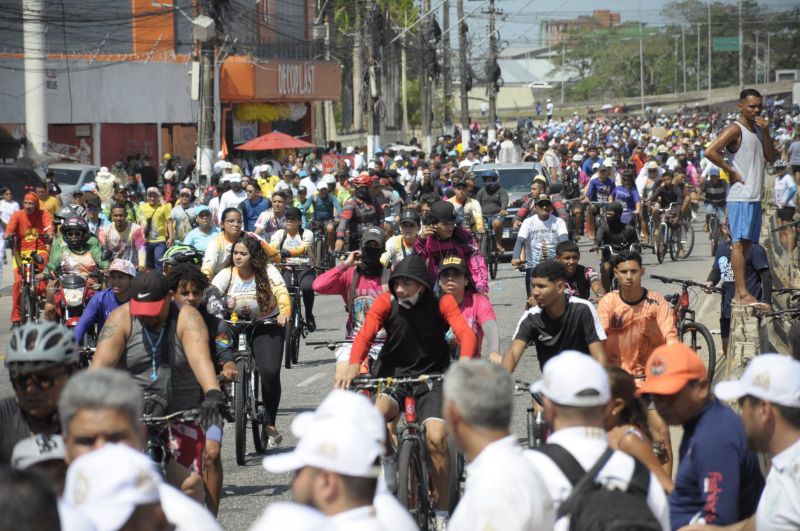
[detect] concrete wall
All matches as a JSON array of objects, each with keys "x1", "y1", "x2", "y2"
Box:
[{"x1": 0, "y1": 58, "x2": 197, "y2": 124}]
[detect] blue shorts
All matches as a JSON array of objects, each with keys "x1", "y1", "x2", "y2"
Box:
[{"x1": 727, "y1": 202, "x2": 761, "y2": 244}]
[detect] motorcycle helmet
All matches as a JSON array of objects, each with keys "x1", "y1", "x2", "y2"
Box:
[{"x1": 61, "y1": 216, "x2": 90, "y2": 251}]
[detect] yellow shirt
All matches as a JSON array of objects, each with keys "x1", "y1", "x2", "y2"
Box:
[
  {"x1": 138, "y1": 202, "x2": 172, "y2": 242},
  {"x1": 40, "y1": 195, "x2": 61, "y2": 217}
]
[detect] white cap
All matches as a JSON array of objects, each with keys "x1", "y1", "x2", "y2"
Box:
[
  {"x1": 646, "y1": 160, "x2": 659, "y2": 169},
  {"x1": 64, "y1": 444, "x2": 162, "y2": 531},
  {"x1": 592, "y1": 162, "x2": 601, "y2": 170},
  {"x1": 715, "y1": 354, "x2": 800, "y2": 408},
  {"x1": 346, "y1": 146, "x2": 355, "y2": 154},
  {"x1": 394, "y1": 155, "x2": 403, "y2": 162},
  {"x1": 11, "y1": 434, "x2": 65, "y2": 469},
  {"x1": 250, "y1": 502, "x2": 333, "y2": 531},
  {"x1": 316, "y1": 182, "x2": 328, "y2": 191},
  {"x1": 530, "y1": 350, "x2": 610, "y2": 407},
  {"x1": 263, "y1": 390, "x2": 384, "y2": 477},
  {"x1": 458, "y1": 159, "x2": 472, "y2": 169},
  {"x1": 323, "y1": 174, "x2": 337, "y2": 186},
  {"x1": 602, "y1": 159, "x2": 615, "y2": 168},
  {"x1": 228, "y1": 172, "x2": 242, "y2": 182}
]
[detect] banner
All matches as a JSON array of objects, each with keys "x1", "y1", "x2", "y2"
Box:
[
  {"x1": 712, "y1": 37, "x2": 739, "y2": 52},
  {"x1": 233, "y1": 118, "x2": 258, "y2": 145}
]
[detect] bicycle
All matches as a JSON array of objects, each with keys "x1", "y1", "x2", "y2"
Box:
[
  {"x1": 310, "y1": 221, "x2": 334, "y2": 269},
  {"x1": 591, "y1": 243, "x2": 643, "y2": 292},
  {"x1": 8, "y1": 235, "x2": 45, "y2": 324},
  {"x1": 480, "y1": 215, "x2": 500, "y2": 280},
  {"x1": 514, "y1": 381, "x2": 548, "y2": 449},
  {"x1": 655, "y1": 203, "x2": 695, "y2": 263},
  {"x1": 281, "y1": 263, "x2": 320, "y2": 369},
  {"x1": 650, "y1": 274, "x2": 723, "y2": 382},
  {"x1": 349, "y1": 374, "x2": 456, "y2": 530},
  {"x1": 225, "y1": 315, "x2": 276, "y2": 465},
  {"x1": 140, "y1": 408, "x2": 201, "y2": 477},
  {"x1": 707, "y1": 210, "x2": 722, "y2": 256}
]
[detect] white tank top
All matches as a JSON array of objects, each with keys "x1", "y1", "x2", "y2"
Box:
[{"x1": 726, "y1": 121, "x2": 765, "y2": 202}]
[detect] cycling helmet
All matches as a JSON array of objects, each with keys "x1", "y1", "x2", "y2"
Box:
[
  {"x1": 774, "y1": 159, "x2": 789, "y2": 169},
  {"x1": 353, "y1": 173, "x2": 372, "y2": 188},
  {"x1": 160, "y1": 244, "x2": 203, "y2": 266},
  {"x1": 61, "y1": 216, "x2": 90, "y2": 251},
  {"x1": 399, "y1": 209, "x2": 421, "y2": 225},
  {"x1": 480, "y1": 169, "x2": 499, "y2": 182},
  {"x1": 6, "y1": 322, "x2": 80, "y2": 370}
]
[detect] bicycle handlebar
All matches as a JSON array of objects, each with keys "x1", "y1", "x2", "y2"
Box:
[
  {"x1": 650, "y1": 274, "x2": 724, "y2": 294},
  {"x1": 141, "y1": 408, "x2": 201, "y2": 425},
  {"x1": 350, "y1": 374, "x2": 444, "y2": 390},
  {"x1": 762, "y1": 308, "x2": 800, "y2": 319},
  {"x1": 513, "y1": 381, "x2": 544, "y2": 406},
  {"x1": 772, "y1": 218, "x2": 800, "y2": 232},
  {"x1": 223, "y1": 316, "x2": 278, "y2": 327}
]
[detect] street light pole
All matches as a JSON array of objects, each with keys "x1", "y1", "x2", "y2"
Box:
[
  {"x1": 638, "y1": 6, "x2": 644, "y2": 114},
  {"x1": 486, "y1": 0, "x2": 498, "y2": 144},
  {"x1": 682, "y1": 24, "x2": 687, "y2": 93},
  {"x1": 707, "y1": 1, "x2": 711, "y2": 101},
  {"x1": 753, "y1": 31, "x2": 760, "y2": 84},
  {"x1": 696, "y1": 23, "x2": 701, "y2": 92},
  {"x1": 738, "y1": 0, "x2": 743, "y2": 92}
]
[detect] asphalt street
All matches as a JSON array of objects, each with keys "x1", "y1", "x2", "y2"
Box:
[{"x1": 0, "y1": 216, "x2": 721, "y2": 530}]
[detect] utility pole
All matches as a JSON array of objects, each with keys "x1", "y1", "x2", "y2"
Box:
[
  {"x1": 457, "y1": 0, "x2": 469, "y2": 135},
  {"x1": 442, "y1": 0, "x2": 453, "y2": 129},
  {"x1": 420, "y1": 0, "x2": 432, "y2": 153},
  {"x1": 707, "y1": 1, "x2": 712, "y2": 101},
  {"x1": 486, "y1": 0, "x2": 498, "y2": 144},
  {"x1": 682, "y1": 24, "x2": 686, "y2": 93},
  {"x1": 22, "y1": 0, "x2": 47, "y2": 158},
  {"x1": 753, "y1": 30, "x2": 760, "y2": 84},
  {"x1": 401, "y1": 12, "x2": 410, "y2": 140},
  {"x1": 560, "y1": 40, "x2": 565, "y2": 105},
  {"x1": 353, "y1": 7, "x2": 363, "y2": 133},
  {"x1": 673, "y1": 35, "x2": 679, "y2": 94},
  {"x1": 365, "y1": 0, "x2": 380, "y2": 155},
  {"x1": 738, "y1": 0, "x2": 743, "y2": 92},
  {"x1": 766, "y1": 32, "x2": 771, "y2": 84},
  {"x1": 638, "y1": 15, "x2": 644, "y2": 114},
  {"x1": 192, "y1": 11, "x2": 217, "y2": 182}
]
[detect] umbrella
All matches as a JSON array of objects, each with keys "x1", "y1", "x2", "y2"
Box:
[{"x1": 237, "y1": 131, "x2": 314, "y2": 151}]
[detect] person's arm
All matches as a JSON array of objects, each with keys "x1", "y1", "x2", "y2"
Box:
[
  {"x1": 440, "y1": 294, "x2": 478, "y2": 358},
  {"x1": 588, "y1": 341, "x2": 607, "y2": 364},
  {"x1": 500, "y1": 189, "x2": 509, "y2": 212},
  {"x1": 176, "y1": 305, "x2": 220, "y2": 394},
  {"x1": 44, "y1": 238, "x2": 62, "y2": 280},
  {"x1": 757, "y1": 117, "x2": 778, "y2": 163},
  {"x1": 311, "y1": 260, "x2": 351, "y2": 295},
  {"x1": 689, "y1": 438, "x2": 748, "y2": 526},
  {"x1": 705, "y1": 124, "x2": 744, "y2": 184},
  {"x1": 336, "y1": 203, "x2": 355, "y2": 239},
  {"x1": 632, "y1": 189, "x2": 641, "y2": 214},
  {"x1": 89, "y1": 238, "x2": 109, "y2": 270},
  {"x1": 678, "y1": 516, "x2": 755, "y2": 531},
  {"x1": 340, "y1": 294, "x2": 392, "y2": 383},
  {"x1": 471, "y1": 201, "x2": 484, "y2": 234},
  {"x1": 616, "y1": 431, "x2": 674, "y2": 494},
  {"x1": 73, "y1": 291, "x2": 104, "y2": 344},
  {"x1": 201, "y1": 239, "x2": 218, "y2": 279},
  {"x1": 91, "y1": 304, "x2": 130, "y2": 368},
  {"x1": 266, "y1": 264, "x2": 292, "y2": 319},
  {"x1": 501, "y1": 339, "x2": 528, "y2": 373},
  {"x1": 657, "y1": 296, "x2": 679, "y2": 345}
]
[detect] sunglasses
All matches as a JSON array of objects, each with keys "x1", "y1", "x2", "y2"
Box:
[{"x1": 11, "y1": 368, "x2": 69, "y2": 390}]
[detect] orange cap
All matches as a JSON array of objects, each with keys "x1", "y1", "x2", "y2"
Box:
[{"x1": 635, "y1": 343, "x2": 707, "y2": 396}]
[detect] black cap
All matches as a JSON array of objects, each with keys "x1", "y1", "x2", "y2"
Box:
[
  {"x1": 535, "y1": 194, "x2": 552, "y2": 205},
  {"x1": 86, "y1": 195, "x2": 101, "y2": 208},
  {"x1": 285, "y1": 206, "x2": 302, "y2": 219},
  {"x1": 399, "y1": 209, "x2": 420, "y2": 225},
  {"x1": 130, "y1": 271, "x2": 170, "y2": 317},
  {"x1": 439, "y1": 256, "x2": 468, "y2": 275},
  {"x1": 360, "y1": 226, "x2": 385, "y2": 247},
  {"x1": 298, "y1": 186, "x2": 307, "y2": 194},
  {"x1": 430, "y1": 201, "x2": 456, "y2": 223}
]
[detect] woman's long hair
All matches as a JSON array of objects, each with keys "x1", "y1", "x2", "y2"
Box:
[
  {"x1": 607, "y1": 366, "x2": 652, "y2": 441},
  {"x1": 224, "y1": 234, "x2": 274, "y2": 311}
]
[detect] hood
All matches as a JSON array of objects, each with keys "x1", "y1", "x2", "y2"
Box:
[
  {"x1": 24, "y1": 192, "x2": 40, "y2": 212},
  {"x1": 389, "y1": 253, "x2": 432, "y2": 295}
]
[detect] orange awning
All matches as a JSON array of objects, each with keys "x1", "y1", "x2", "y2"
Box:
[{"x1": 220, "y1": 56, "x2": 342, "y2": 103}]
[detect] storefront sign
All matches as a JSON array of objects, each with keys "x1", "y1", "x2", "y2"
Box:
[
  {"x1": 278, "y1": 63, "x2": 315, "y2": 97},
  {"x1": 233, "y1": 118, "x2": 258, "y2": 145}
]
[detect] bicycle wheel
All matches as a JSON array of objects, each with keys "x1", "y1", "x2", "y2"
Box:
[
  {"x1": 251, "y1": 367, "x2": 265, "y2": 454},
  {"x1": 290, "y1": 313, "x2": 301, "y2": 365},
  {"x1": 447, "y1": 437, "x2": 462, "y2": 514},
  {"x1": 397, "y1": 439, "x2": 430, "y2": 530},
  {"x1": 669, "y1": 226, "x2": 679, "y2": 262},
  {"x1": 526, "y1": 407, "x2": 536, "y2": 449},
  {"x1": 234, "y1": 360, "x2": 248, "y2": 466},
  {"x1": 681, "y1": 321, "x2": 717, "y2": 383},
  {"x1": 677, "y1": 220, "x2": 695, "y2": 259},
  {"x1": 283, "y1": 314, "x2": 294, "y2": 369},
  {"x1": 489, "y1": 244, "x2": 499, "y2": 280},
  {"x1": 656, "y1": 225, "x2": 667, "y2": 264}
]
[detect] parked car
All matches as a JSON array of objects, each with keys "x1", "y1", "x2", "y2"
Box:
[
  {"x1": 46, "y1": 162, "x2": 100, "y2": 202},
  {"x1": 466, "y1": 162, "x2": 551, "y2": 251},
  {"x1": 0, "y1": 164, "x2": 45, "y2": 205}
]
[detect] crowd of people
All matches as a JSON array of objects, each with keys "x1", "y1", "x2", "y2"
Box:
[{"x1": 1, "y1": 88, "x2": 800, "y2": 530}]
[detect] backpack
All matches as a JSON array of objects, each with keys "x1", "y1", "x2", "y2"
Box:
[{"x1": 537, "y1": 444, "x2": 661, "y2": 531}]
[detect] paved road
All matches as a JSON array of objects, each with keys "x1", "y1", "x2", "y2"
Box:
[{"x1": 0, "y1": 218, "x2": 721, "y2": 530}]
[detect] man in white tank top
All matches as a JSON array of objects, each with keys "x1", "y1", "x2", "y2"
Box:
[{"x1": 704, "y1": 89, "x2": 777, "y2": 307}]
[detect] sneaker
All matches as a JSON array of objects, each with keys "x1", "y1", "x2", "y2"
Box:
[
  {"x1": 382, "y1": 454, "x2": 398, "y2": 494},
  {"x1": 306, "y1": 314, "x2": 316, "y2": 333},
  {"x1": 434, "y1": 511, "x2": 449, "y2": 531}
]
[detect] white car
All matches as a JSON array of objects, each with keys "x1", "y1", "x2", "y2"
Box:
[
  {"x1": 528, "y1": 82, "x2": 553, "y2": 89},
  {"x1": 47, "y1": 163, "x2": 101, "y2": 202}
]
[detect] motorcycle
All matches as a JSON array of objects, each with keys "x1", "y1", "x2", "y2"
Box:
[{"x1": 56, "y1": 271, "x2": 104, "y2": 329}]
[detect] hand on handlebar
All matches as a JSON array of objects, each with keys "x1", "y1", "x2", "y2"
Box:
[
  {"x1": 511, "y1": 258, "x2": 523, "y2": 267},
  {"x1": 488, "y1": 352, "x2": 503, "y2": 364},
  {"x1": 702, "y1": 281, "x2": 714, "y2": 294},
  {"x1": 334, "y1": 239, "x2": 345, "y2": 252},
  {"x1": 335, "y1": 363, "x2": 360, "y2": 389},
  {"x1": 220, "y1": 361, "x2": 238, "y2": 381}
]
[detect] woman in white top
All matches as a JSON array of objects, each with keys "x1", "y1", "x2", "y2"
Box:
[
  {"x1": 211, "y1": 234, "x2": 290, "y2": 447},
  {"x1": 201, "y1": 207, "x2": 278, "y2": 279},
  {"x1": 270, "y1": 206, "x2": 317, "y2": 332},
  {"x1": 0, "y1": 187, "x2": 21, "y2": 282},
  {"x1": 773, "y1": 159, "x2": 797, "y2": 252}
]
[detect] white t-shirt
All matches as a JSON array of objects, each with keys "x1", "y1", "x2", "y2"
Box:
[
  {"x1": 448, "y1": 436, "x2": 554, "y2": 531},
  {"x1": 525, "y1": 427, "x2": 670, "y2": 531},
  {"x1": 518, "y1": 214, "x2": 569, "y2": 266},
  {"x1": 218, "y1": 189, "x2": 247, "y2": 218},
  {"x1": 270, "y1": 228, "x2": 313, "y2": 265},
  {"x1": 0, "y1": 199, "x2": 20, "y2": 225},
  {"x1": 299, "y1": 177, "x2": 318, "y2": 196},
  {"x1": 546, "y1": 102, "x2": 554, "y2": 115},
  {"x1": 774, "y1": 174, "x2": 797, "y2": 208},
  {"x1": 755, "y1": 437, "x2": 800, "y2": 530}
]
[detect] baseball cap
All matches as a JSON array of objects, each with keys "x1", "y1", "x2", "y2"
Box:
[
  {"x1": 285, "y1": 206, "x2": 302, "y2": 220},
  {"x1": 532, "y1": 174, "x2": 548, "y2": 186},
  {"x1": 64, "y1": 444, "x2": 162, "y2": 531},
  {"x1": 228, "y1": 173, "x2": 242, "y2": 183},
  {"x1": 11, "y1": 434, "x2": 66, "y2": 470},
  {"x1": 530, "y1": 350, "x2": 610, "y2": 407},
  {"x1": 361, "y1": 226, "x2": 386, "y2": 247},
  {"x1": 262, "y1": 416, "x2": 382, "y2": 477},
  {"x1": 636, "y1": 343, "x2": 707, "y2": 396},
  {"x1": 193, "y1": 204, "x2": 211, "y2": 216},
  {"x1": 85, "y1": 196, "x2": 101, "y2": 209},
  {"x1": 439, "y1": 256, "x2": 468, "y2": 276},
  {"x1": 535, "y1": 194, "x2": 552, "y2": 205},
  {"x1": 316, "y1": 181, "x2": 328, "y2": 191},
  {"x1": 298, "y1": 186, "x2": 307, "y2": 194},
  {"x1": 130, "y1": 270, "x2": 170, "y2": 317},
  {"x1": 646, "y1": 161, "x2": 659, "y2": 170},
  {"x1": 715, "y1": 354, "x2": 800, "y2": 407},
  {"x1": 602, "y1": 159, "x2": 615, "y2": 168},
  {"x1": 292, "y1": 390, "x2": 384, "y2": 444},
  {"x1": 430, "y1": 200, "x2": 456, "y2": 223},
  {"x1": 108, "y1": 259, "x2": 136, "y2": 278}
]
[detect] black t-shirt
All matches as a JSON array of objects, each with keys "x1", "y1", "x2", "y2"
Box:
[
  {"x1": 138, "y1": 165, "x2": 159, "y2": 189},
  {"x1": 0, "y1": 397, "x2": 32, "y2": 465},
  {"x1": 565, "y1": 265, "x2": 599, "y2": 299},
  {"x1": 512, "y1": 295, "x2": 605, "y2": 369},
  {"x1": 649, "y1": 184, "x2": 683, "y2": 208}
]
